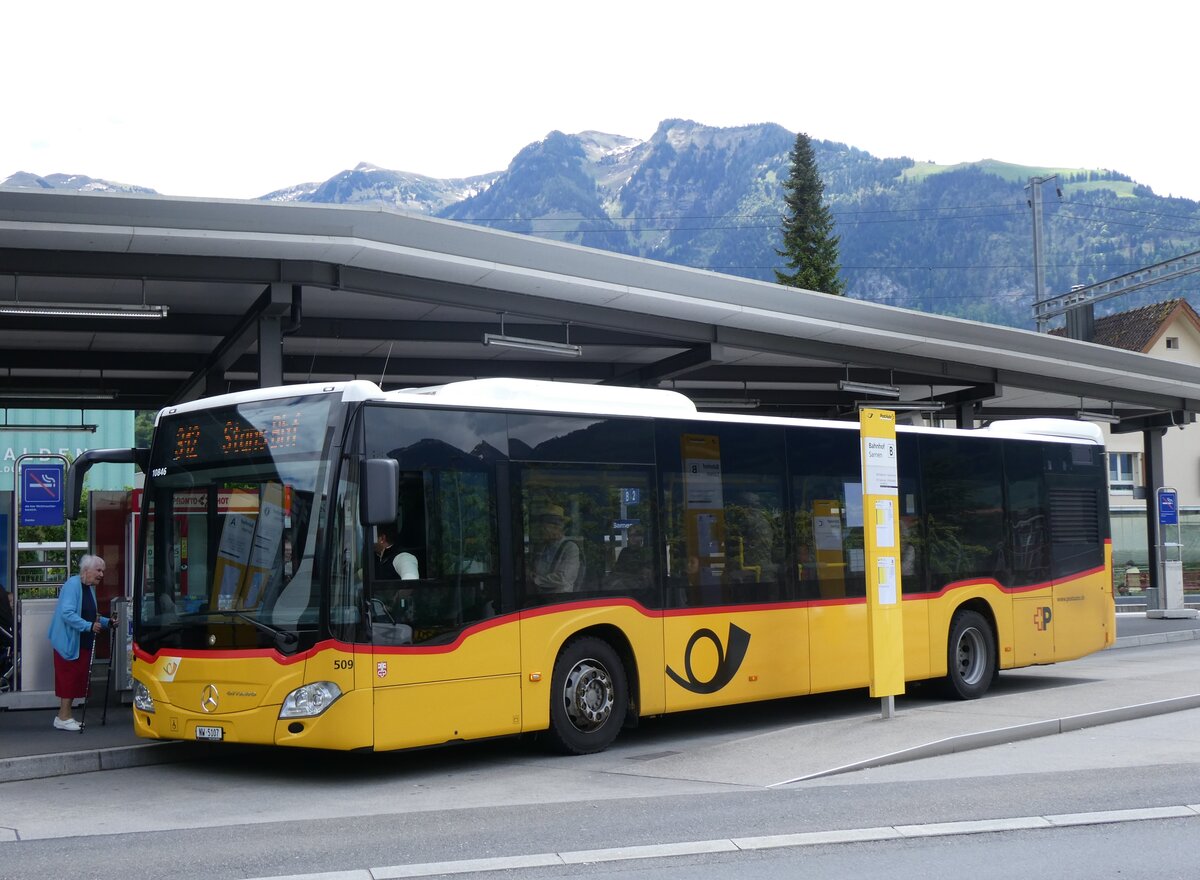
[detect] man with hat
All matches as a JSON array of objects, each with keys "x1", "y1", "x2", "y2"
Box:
[{"x1": 530, "y1": 501, "x2": 583, "y2": 593}]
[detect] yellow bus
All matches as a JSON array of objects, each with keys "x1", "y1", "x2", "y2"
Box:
[{"x1": 72, "y1": 378, "x2": 1114, "y2": 754}]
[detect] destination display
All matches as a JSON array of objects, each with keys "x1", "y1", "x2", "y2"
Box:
[{"x1": 153, "y1": 396, "x2": 333, "y2": 468}]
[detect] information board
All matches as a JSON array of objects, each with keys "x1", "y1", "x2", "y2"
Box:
[{"x1": 20, "y1": 463, "x2": 65, "y2": 527}]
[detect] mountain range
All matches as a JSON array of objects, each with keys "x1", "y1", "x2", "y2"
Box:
[{"x1": 7, "y1": 119, "x2": 1200, "y2": 330}]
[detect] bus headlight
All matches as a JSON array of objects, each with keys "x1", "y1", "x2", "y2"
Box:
[
  {"x1": 279, "y1": 681, "x2": 343, "y2": 718},
  {"x1": 133, "y1": 680, "x2": 155, "y2": 713}
]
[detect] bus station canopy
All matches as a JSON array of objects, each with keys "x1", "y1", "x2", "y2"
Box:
[{"x1": 1, "y1": 187, "x2": 1198, "y2": 434}]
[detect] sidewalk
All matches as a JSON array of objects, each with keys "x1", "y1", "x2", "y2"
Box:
[{"x1": 2, "y1": 613, "x2": 1199, "y2": 785}]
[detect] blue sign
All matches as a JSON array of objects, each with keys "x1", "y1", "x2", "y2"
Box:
[
  {"x1": 1158, "y1": 488, "x2": 1179, "y2": 526},
  {"x1": 20, "y1": 463, "x2": 65, "y2": 527},
  {"x1": 621, "y1": 488, "x2": 641, "y2": 505}
]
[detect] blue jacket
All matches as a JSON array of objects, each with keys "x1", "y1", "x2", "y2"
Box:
[{"x1": 47, "y1": 575, "x2": 110, "y2": 661}]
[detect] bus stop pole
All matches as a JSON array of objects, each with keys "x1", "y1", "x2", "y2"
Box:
[{"x1": 860, "y1": 409, "x2": 905, "y2": 720}]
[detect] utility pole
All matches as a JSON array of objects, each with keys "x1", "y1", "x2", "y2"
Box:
[{"x1": 1027, "y1": 175, "x2": 1059, "y2": 333}]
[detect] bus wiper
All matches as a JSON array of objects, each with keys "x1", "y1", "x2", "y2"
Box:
[
  {"x1": 214, "y1": 610, "x2": 300, "y2": 653},
  {"x1": 139, "y1": 610, "x2": 300, "y2": 653},
  {"x1": 154, "y1": 609, "x2": 300, "y2": 653},
  {"x1": 140, "y1": 621, "x2": 186, "y2": 642}
]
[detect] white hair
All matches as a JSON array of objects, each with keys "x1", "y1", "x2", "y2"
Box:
[{"x1": 79, "y1": 554, "x2": 105, "y2": 574}]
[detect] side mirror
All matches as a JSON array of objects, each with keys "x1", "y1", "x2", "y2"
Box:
[
  {"x1": 360, "y1": 458, "x2": 399, "y2": 526},
  {"x1": 67, "y1": 447, "x2": 150, "y2": 520}
]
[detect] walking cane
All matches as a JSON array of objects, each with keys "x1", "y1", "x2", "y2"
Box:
[
  {"x1": 78, "y1": 625, "x2": 98, "y2": 734},
  {"x1": 101, "y1": 613, "x2": 117, "y2": 726}
]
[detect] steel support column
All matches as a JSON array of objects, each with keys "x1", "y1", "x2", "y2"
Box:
[
  {"x1": 1144, "y1": 427, "x2": 1166, "y2": 599},
  {"x1": 258, "y1": 282, "x2": 285, "y2": 388}
]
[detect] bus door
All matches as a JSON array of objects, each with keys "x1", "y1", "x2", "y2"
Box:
[{"x1": 361, "y1": 406, "x2": 520, "y2": 750}]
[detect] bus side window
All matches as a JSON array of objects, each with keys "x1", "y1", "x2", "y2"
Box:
[{"x1": 659, "y1": 421, "x2": 786, "y2": 608}]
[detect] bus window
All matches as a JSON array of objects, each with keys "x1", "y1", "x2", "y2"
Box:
[
  {"x1": 326, "y1": 468, "x2": 364, "y2": 642},
  {"x1": 896, "y1": 436, "x2": 925, "y2": 595},
  {"x1": 659, "y1": 421, "x2": 786, "y2": 607},
  {"x1": 920, "y1": 435, "x2": 1007, "y2": 590},
  {"x1": 1005, "y1": 441, "x2": 1050, "y2": 586},
  {"x1": 1044, "y1": 441, "x2": 1107, "y2": 579},
  {"x1": 518, "y1": 464, "x2": 659, "y2": 608},
  {"x1": 362, "y1": 405, "x2": 506, "y2": 646},
  {"x1": 788, "y1": 426, "x2": 866, "y2": 601}
]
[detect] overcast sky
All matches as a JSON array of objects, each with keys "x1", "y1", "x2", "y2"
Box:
[{"x1": 5, "y1": 1, "x2": 1195, "y2": 202}]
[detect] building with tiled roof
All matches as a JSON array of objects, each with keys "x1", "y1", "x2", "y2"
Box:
[
  {"x1": 1050, "y1": 299, "x2": 1200, "y2": 354},
  {"x1": 1063, "y1": 299, "x2": 1200, "y2": 589}
]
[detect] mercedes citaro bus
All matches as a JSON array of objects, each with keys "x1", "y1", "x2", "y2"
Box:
[{"x1": 70, "y1": 378, "x2": 1114, "y2": 754}]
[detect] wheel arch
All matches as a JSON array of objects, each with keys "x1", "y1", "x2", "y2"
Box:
[
  {"x1": 934, "y1": 595, "x2": 1000, "y2": 678},
  {"x1": 942, "y1": 599, "x2": 1000, "y2": 699},
  {"x1": 555, "y1": 623, "x2": 640, "y2": 725},
  {"x1": 956, "y1": 598, "x2": 999, "y2": 669}
]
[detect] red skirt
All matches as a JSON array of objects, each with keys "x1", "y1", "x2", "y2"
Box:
[{"x1": 53, "y1": 646, "x2": 92, "y2": 699}]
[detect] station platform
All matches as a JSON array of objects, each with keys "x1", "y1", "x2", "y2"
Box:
[{"x1": 2, "y1": 612, "x2": 1199, "y2": 785}]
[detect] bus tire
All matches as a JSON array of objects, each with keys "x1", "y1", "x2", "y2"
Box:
[
  {"x1": 547, "y1": 636, "x2": 628, "y2": 755},
  {"x1": 943, "y1": 609, "x2": 996, "y2": 700}
]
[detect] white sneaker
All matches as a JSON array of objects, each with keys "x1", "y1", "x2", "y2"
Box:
[{"x1": 53, "y1": 717, "x2": 81, "y2": 731}]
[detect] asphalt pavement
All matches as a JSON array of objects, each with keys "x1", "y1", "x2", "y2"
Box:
[{"x1": 2, "y1": 612, "x2": 1199, "y2": 786}]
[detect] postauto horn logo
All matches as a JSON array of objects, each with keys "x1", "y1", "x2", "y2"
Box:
[
  {"x1": 1034, "y1": 606, "x2": 1052, "y2": 632},
  {"x1": 666, "y1": 624, "x2": 751, "y2": 694}
]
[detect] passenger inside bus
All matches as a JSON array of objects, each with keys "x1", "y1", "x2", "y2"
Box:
[
  {"x1": 529, "y1": 501, "x2": 584, "y2": 594},
  {"x1": 604, "y1": 524, "x2": 652, "y2": 593}
]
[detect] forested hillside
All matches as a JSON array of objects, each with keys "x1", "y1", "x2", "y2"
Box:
[{"x1": 435, "y1": 120, "x2": 1200, "y2": 329}]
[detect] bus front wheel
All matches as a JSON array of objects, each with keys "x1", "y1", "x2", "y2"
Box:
[
  {"x1": 547, "y1": 636, "x2": 628, "y2": 755},
  {"x1": 944, "y1": 609, "x2": 996, "y2": 700}
]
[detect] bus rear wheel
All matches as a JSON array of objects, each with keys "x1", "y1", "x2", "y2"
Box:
[
  {"x1": 944, "y1": 609, "x2": 996, "y2": 700},
  {"x1": 548, "y1": 636, "x2": 628, "y2": 755}
]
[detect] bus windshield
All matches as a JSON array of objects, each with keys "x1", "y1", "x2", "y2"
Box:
[{"x1": 137, "y1": 394, "x2": 336, "y2": 655}]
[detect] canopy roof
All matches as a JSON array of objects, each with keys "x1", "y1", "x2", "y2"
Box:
[{"x1": 1, "y1": 188, "x2": 1196, "y2": 433}]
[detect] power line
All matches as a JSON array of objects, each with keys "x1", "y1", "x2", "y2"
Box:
[
  {"x1": 1052, "y1": 210, "x2": 1200, "y2": 235},
  {"x1": 1068, "y1": 200, "x2": 1200, "y2": 224}
]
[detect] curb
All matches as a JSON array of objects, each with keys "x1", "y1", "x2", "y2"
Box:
[
  {"x1": 0, "y1": 741, "x2": 211, "y2": 784},
  {"x1": 4, "y1": 630, "x2": 1198, "y2": 785},
  {"x1": 772, "y1": 692, "x2": 1200, "y2": 784},
  {"x1": 1111, "y1": 628, "x2": 1200, "y2": 650}
]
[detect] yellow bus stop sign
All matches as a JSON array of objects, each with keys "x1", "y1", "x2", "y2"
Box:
[{"x1": 859, "y1": 408, "x2": 905, "y2": 705}]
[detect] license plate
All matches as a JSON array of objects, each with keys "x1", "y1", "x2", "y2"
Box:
[{"x1": 195, "y1": 726, "x2": 224, "y2": 741}]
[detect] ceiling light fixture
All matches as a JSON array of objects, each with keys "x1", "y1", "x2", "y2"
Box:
[
  {"x1": 693, "y1": 398, "x2": 761, "y2": 410},
  {"x1": 0, "y1": 301, "x2": 169, "y2": 319},
  {"x1": 0, "y1": 423, "x2": 98, "y2": 433},
  {"x1": 0, "y1": 390, "x2": 119, "y2": 400},
  {"x1": 482, "y1": 313, "x2": 582, "y2": 357},
  {"x1": 838, "y1": 379, "x2": 902, "y2": 399},
  {"x1": 1076, "y1": 410, "x2": 1121, "y2": 424},
  {"x1": 853, "y1": 401, "x2": 943, "y2": 412}
]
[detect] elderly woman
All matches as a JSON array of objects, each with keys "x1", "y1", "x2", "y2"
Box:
[{"x1": 47, "y1": 554, "x2": 113, "y2": 731}]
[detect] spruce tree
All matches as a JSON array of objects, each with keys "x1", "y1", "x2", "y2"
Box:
[{"x1": 775, "y1": 132, "x2": 845, "y2": 295}]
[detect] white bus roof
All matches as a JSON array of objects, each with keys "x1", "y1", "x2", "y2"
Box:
[{"x1": 159, "y1": 379, "x2": 1104, "y2": 445}]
